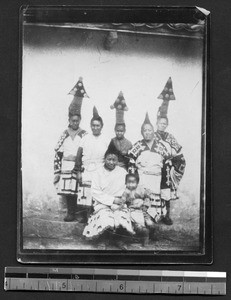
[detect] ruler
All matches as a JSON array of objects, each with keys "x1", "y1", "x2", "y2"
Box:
[{"x1": 4, "y1": 267, "x2": 226, "y2": 295}]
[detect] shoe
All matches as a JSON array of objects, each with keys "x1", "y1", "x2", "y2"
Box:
[
  {"x1": 115, "y1": 240, "x2": 128, "y2": 251},
  {"x1": 162, "y1": 215, "x2": 173, "y2": 225},
  {"x1": 77, "y1": 217, "x2": 88, "y2": 224},
  {"x1": 64, "y1": 196, "x2": 77, "y2": 222},
  {"x1": 75, "y1": 214, "x2": 88, "y2": 223},
  {"x1": 96, "y1": 242, "x2": 107, "y2": 250},
  {"x1": 142, "y1": 236, "x2": 149, "y2": 247},
  {"x1": 63, "y1": 213, "x2": 75, "y2": 222},
  {"x1": 149, "y1": 229, "x2": 159, "y2": 241}
]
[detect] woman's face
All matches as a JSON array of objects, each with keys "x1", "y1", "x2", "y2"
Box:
[
  {"x1": 142, "y1": 124, "x2": 154, "y2": 142},
  {"x1": 91, "y1": 120, "x2": 103, "y2": 136},
  {"x1": 157, "y1": 118, "x2": 168, "y2": 132},
  {"x1": 104, "y1": 154, "x2": 118, "y2": 170},
  {"x1": 115, "y1": 125, "x2": 125, "y2": 140},
  {"x1": 69, "y1": 115, "x2": 81, "y2": 130}
]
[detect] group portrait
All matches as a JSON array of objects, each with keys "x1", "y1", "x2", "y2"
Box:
[{"x1": 19, "y1": 15, "x2": 207, "y2": 262}]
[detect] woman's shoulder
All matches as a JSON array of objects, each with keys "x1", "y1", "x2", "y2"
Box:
[
  {"x1": 99, "y1": 133, "x2": 111, "y2": 145},
  {"x1": 55, "y1": 130, "x2": 69, "y2": 151},
  {"x1": 81, "y1": 132, "x2": 94, "y2": 143},
  {"x1": 115, "y1": 165, "x2": 127, "y2": 176},
  {"x1": 78, "y1": 128, "x2": 88, "y2": 138},
  {"x1": 129, "y1": 139, "x2": 146, "y2": 157},
  {"x1": 130, "y1": 139, "x2": 145, "y2": 149},
  {"x1": 60, "y1": 129, "x2": 69, "y2": 137},
  {"x1": 123, "y1": 137, "x2": 133, "y2": 147}
]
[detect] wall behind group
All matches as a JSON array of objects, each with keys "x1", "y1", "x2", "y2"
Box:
[{"x1": 22, "y1": 25, "x2": 204, "y2": 201}]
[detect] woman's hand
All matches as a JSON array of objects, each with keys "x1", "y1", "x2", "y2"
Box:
[
  {"x1": 53, "y1": 174, "x2": 60, "y2": 185},
  {"x1": 113, "y1": 197, "x2": 123, "y2": 205},
  {"x1": 165, "y1": 159, "x2": 173, "y2": 165}
]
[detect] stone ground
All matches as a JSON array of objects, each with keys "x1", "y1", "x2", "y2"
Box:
[{"x1": 23, "y1": 190, "x2": 200, "y2": 252}]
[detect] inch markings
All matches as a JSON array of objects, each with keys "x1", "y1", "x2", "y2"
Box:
[{"x1": 4, "y1": 268, "x2": 226, "y2": 295}]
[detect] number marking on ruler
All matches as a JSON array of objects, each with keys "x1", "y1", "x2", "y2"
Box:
[{"x1": 4, "y1": 268, "x2": 226, "y2": 295}]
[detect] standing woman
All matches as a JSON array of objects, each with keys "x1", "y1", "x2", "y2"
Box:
[
  {"x1": 155, "y1": 116, "x2": 186, "y2": 225},
  {"x1": 108, "y1": 91, "x2": 132, "y2": 170},
  {"x1": 73, "y1": 106, "x2": 110, "y2": 199},
  {"x1": 155, "y1": 77, "x2": 186, "y2": 225},
  {"x1": 54, "y1": 76, "x2": 88, "y2": 222},
  {"x1": 54, "y1": 110, "x2": 87, "y2": 222},
  {"x1": 128, "y1": 113, "x2": 167, "y2": 227}
]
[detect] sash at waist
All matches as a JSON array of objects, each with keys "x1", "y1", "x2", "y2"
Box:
[
  {"x1": 61, "y1": 160, "x2": 75, "y2": 171},
  {"x1": 63, "y1": 155, "x2": 76, "y2": 161}
]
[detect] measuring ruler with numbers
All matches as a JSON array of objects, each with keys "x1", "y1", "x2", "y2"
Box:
[{"x1": 4, "y1": 267, "x2": 226, "y2": 295}]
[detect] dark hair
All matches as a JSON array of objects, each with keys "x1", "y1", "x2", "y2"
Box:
[
  {"x1": 104, "y1": 151, "x2": 119, "y2": 159},
  {"x1": 157, "y1": 115, "x2": 169, "y2": 124},
  {"x1": 90, "y1": 117, "x2": 104, "y2": 127},
  {"x1": 68, "y1": 111, "x2": 81, "y2": 119},
  {"x1": 125, "y1": 173, "x2": 140, "y2": 184},
  {"x1": 114, "y1": 123, "x2": 126, "y2": 131},
  {"x1": 141, "y1": 123, "x2": 154, "y2": 136}
]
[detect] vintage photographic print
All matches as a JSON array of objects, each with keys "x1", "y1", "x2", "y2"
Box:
[{"x1": 18, "y1": 7, "x2": 210, "y2": 263}]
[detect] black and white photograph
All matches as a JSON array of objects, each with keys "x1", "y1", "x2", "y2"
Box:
[{"x1": 19, "y1": 7, "x2": 210, "y2": 263}]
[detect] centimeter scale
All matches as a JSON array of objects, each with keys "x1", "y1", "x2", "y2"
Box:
[{"x1": 4, "y1": 267, "x2": 226, "y2": 295}]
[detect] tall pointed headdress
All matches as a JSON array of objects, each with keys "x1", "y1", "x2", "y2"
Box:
[
  {"x1": 68, "y1": 76, "x2": 89, "y2": 116},
  {"x1": 91, "y1": 105, "x2": 103, "y2": 125},
  {"x1": 93, "y1": 106, "x2": 100, "y2": 119},
  {"x1": 110, "y1": 91, "x2": 128, "y2": 125},
  {"x1": 157, "y1": 77, "x2": 175, "y2": 118},
  {"x1": 142, "y1": 112, "x2": 152, "y2": 127}
]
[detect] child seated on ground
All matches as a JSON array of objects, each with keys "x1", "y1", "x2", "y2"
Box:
[{"x1": 119, "y1": 173, "x2": 152, "y2": 247}]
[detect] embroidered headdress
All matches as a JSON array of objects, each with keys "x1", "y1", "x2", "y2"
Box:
[
  {"x1": 91, "y1": 106, "x2": 103, "y2": 126},
  {"x1": 110, "y1": 91, "x2": 128, "y2": 125},
  {"x1": 157, "y1": 77, "x2": 175, "y2": 118},
  {"x1": 68, "y1": 76, "x2": 89, "y2": 116}
]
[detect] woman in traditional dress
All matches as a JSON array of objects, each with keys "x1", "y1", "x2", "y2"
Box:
[
  {"x1": 108, "y1": 123, "x2": 132, "y2": 170},
  {"x1": 83, "y1": 143, "x2": 134, "y2": 250},
  {"x1": 154, "y1": 77, "x2": 186, "y2": 225},
  {"x1": 74, "y1": 106, "x2": 110, "y2": 186},
  {"x1": 109, "y1": 91, "x2": 132, "y2": 170},
  {"x1": 73, "y1": 107, "x2": 110, "y2": 223},
  {"x1": 54, "y1": 110, "x2": 87, "y2": 222},
  {"x1": 128, "y1": 112, "x2": 167, "y2": 229},
  {"x1": 154, "y1": 116, "x2": 186, "y2": 225}
]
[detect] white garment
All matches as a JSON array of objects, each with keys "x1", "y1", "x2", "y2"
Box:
[
  {"x1": 80, "y1": 133, "x2": 110, "y2": 182},
  {"x1": 60, "y1": 134, "x2": 82, "y2": 171},
  {"x1": 91, "y1": 165, "x2": 127, "y2": 212},
  {"x1": 83, "y1": 166, "x2": 133, "y2": 239},
  {"x1": 57, "y1": 131, "x2": 83, "y2": 195},
  {"x1": 136, "y1": 150, "x2": 163, "y2": 194},
  {"x1": 136, "y1": 150, "x2": 163, "y2": 175}
]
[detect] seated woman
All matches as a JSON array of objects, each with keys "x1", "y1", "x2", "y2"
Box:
[{"x1": 82, "y1": 143, "x2": 134, "y2": 250}]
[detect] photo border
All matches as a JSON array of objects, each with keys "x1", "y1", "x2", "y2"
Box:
[{"x1": 17, "y1": 5, "x2": 212, "y2": 264}]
